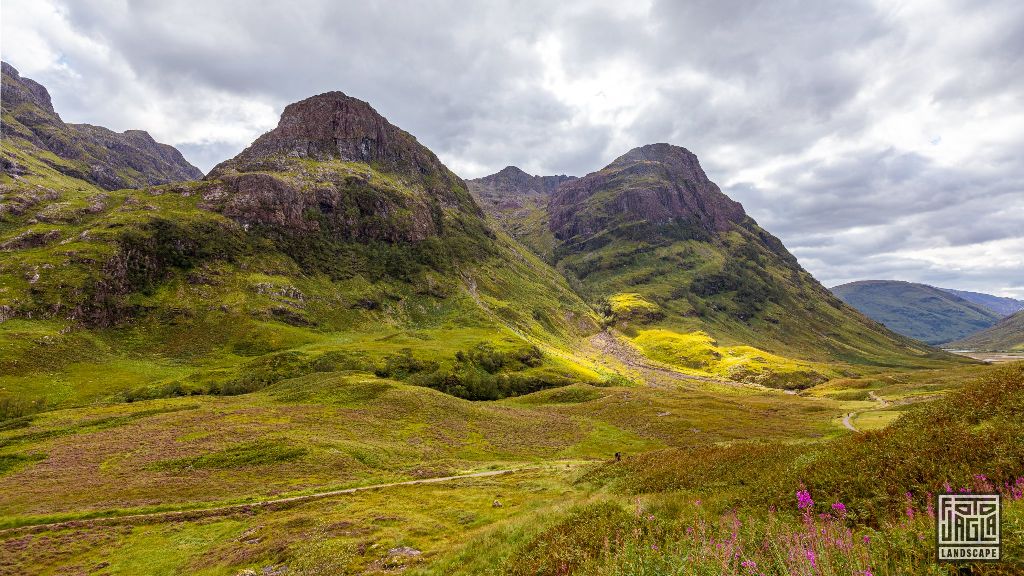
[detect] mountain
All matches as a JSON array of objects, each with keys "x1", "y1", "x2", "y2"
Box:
[
  {"x1": 949, "y1": 310, "x2": 1024, "y2": 351},
  {"x1": 1, "y1": 85, "x2": 602, "y2": 406},
  {"x1": 831, "y1": 280, "x2": 1001, "y2": 345},
  {"x1": 1, "y1": 62, "x2": 202, "y2": 189},
  {"x1": 472, "y1": 144, "x2": 952, "y2": 387},
  {"x1": 466, "y1": 166, "x2": 574, "y2": 256},
  {"x1": 938, "y1": 288, "x2": 1024, "y2": 317}
]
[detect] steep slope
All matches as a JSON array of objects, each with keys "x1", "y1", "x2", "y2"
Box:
[
  {"x1": 949, "y1": 310, "x2": 1024, "y2": 351},
  {"x1": 467, "y1": 166, "x2": 574, "y2": 256},
  {"x1": 539, "y1": 144, "x2": 952, "y2": 383},
  {"x1": 831, "y1": 280, "x2": 1001, "y2": 344},
  {"x1": 1, "y1": 62, "x2": 202, "y2": 189},
  {"x1": 939, "y1": 287, "x2": 1024, "y2": 317},
  {"x1": 0, "y1": 88, "x2": 603, "y2": 409}
]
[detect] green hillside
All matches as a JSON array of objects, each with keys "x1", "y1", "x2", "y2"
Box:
[
  {"x1": 1, "y1": 79, "x2": 612, "y2": 414},
  {"x1": 831, "y1": 280, "x2": 1001, "y2": 344},
  {"x1": 477, "y1": 144, "x2": 953, "y2": 388},
  {"x1": 950, "y1": 309, "x2": 1024, "y2": 351}
]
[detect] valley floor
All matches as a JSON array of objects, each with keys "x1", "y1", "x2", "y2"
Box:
[{"x1": 0, "y1": 338, "x2": 1019, "y2": 574}]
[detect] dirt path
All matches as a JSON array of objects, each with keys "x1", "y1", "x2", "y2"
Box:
[
  {"x1": 841, "y1": 413, "x2": 858, "y2": 432},
  {"x1": 0, "y1": 469, "x2": 522, "y2": 536}
]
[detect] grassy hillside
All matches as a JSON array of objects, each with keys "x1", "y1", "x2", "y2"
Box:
[
  {"x1": 0, "y1": 359, "x2": 1015, "y2": 574},
  {"x1": 0, "y1": 90, "x2": 619, "y2": 415},
  {"x1": 950, "y1": 310, "x2": 1024, "y2": 351},
  {"x1": 532, "y1": 145, "x2": 956, "y2": 386},
  {"x1": 832, "y1": 280, "x2": 1001, "y2": 344}
]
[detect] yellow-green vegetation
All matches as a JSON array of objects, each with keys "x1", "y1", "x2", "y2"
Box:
[
  {"x1": 605, "y1": 292, "x2": 663, "y2": 322},
  {"x1": 1, "y1": 363, "x2": 1019, "y2": 574},
  {"x1": 633, "y1": 328, "x2": 831, "y2": 388}
]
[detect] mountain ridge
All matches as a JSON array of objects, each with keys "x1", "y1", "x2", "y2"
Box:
[{"x1": 1, "y1": 61, "x2": 202, "y2": 189}]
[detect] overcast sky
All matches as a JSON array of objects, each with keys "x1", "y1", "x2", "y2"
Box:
[{"x1": 3, "y1": 0, "x2": 1023, "y2": 297}]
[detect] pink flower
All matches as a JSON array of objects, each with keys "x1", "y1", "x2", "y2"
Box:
[
  {"x1": 862, "y1": 571, "x2": 873, "y2": 576},
  {"x1": 797, "y1": 489, "x2": 814, "y2": 510},
  {"x1": 862, "y1": 535, "x2": 871, "y2": 544},
  {"x1": 741, "y1": 559, "x2": 757, "y2": 570},
  {"x1": 806, "y1": 548, "x2": 816, "y2": 567},
  {"x1": 831, "y1": 502, "x2": 847, "y2": 517}
]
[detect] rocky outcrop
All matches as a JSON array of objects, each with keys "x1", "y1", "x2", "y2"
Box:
[
  {"x1": 204, "y1": 91, "x2": 486, "y2": 245},
  {"x1": 1, "y1": 61, "x2": 203, "y2": 189},
  {"x1": 548, "y1": 143, "x2": 746, "y2": 242}
]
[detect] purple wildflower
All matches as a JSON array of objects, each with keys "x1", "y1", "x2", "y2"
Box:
[
  {"x1": 831, "y1": 502, "x2": 847, "y2": 517},
  {"x1": 797, "y1": 489, "x2": 814, "y2": 510}
]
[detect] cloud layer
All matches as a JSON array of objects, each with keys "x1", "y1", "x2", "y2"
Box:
[{"x1": 3, "y1": 0, "x2": 1022, "y2": 296}]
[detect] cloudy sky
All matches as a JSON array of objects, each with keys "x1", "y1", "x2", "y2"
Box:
[{"x1": 3, "y1": 0, "x2": 1023, "y2": 297}]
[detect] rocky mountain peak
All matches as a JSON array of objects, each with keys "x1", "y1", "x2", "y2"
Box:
[
  {"x1": 212, "y1": 91, "x2": 450, "y2": 181},
  {"x1": 548, "y1": 143, "x2": 747, "y2": 242},
  {"x1": 1, "y1": 61, "x2": 55, "y2": 114},
  {"x1": 201, "y1": 91, "x2": 487, "y2": 247}
]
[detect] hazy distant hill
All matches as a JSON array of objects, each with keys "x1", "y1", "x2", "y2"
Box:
[
  {"x1": 831, "y1": 280, "x2": 1001, "y2": 344},
  {"x1": 939, "y1": 288, "x2": 1024, "y2": 317}
]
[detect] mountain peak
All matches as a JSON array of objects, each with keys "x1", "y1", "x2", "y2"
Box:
[
  {"x1": 212, "y1": 91, "x2": 448, "y2": 180},
  {"x1": 1, "y1": 61, "x2": 55, "y2": 114},
  {"x1": 548, "y1": 143, "x2": 746, "y2": 242},
  {"x1": 497, "y1": 165, "x2": 530, "y2": 177}
]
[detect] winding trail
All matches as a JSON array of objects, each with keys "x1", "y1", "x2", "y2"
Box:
[
  {"x1": 842, "y1": 413, "x2": 858, "y2": 432},
  {"x1": 0, "y1": 469, "x2": 522, "y2": 536}
]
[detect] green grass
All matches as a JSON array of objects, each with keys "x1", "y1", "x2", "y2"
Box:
[{"x1": 149, "y1": 439, "x2": 308, "y2": 471}]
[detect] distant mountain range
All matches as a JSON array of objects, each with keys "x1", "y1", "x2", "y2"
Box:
[
  {"x1": 939, "y1": 288, "x2": 1024, "y2": 317},
  {"x1": 830, "y1": 280, "x2": 1023, "y2": 345}
]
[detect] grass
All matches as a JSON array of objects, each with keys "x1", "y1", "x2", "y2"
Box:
[
  {"x1": 149, "y1": 439, "x2": 308, "y2": 471},
  {"x1": 633, "y1": 328, "x2": 832, "y2": 389}
]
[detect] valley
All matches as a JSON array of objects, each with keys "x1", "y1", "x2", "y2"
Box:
[{"x1": 1, "y1": 61, "x2": 1022, "y2": 575}]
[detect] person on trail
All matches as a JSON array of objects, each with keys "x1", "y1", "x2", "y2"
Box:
[{"x1": 615, "y1": 452, "x2": 621, "y2": 462}]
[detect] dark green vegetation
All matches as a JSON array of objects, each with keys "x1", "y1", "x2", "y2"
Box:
[
  {"x1": 832, "y1": 280, "x2": 1002, "y2": 344},
  {"x1": 2, "y1": 67, "x2": 1016, "y2": 575},
  {"x1": 951, "y1": 309, "x2": 1024, "y2": 352},
  {"x1": 940, "y1": 287, "x2": 1024, "y2": 317}
]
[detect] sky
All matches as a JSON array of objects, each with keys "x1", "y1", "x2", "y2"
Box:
[{"x1": 3, "y1": 0, "x2": 1023, "y2": 297}]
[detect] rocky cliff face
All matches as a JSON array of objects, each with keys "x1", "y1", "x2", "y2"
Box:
[
  {"x1": 1, "y1": 61, "x2": 203, "y2": 189},
  {"x1": 548, "y1": 143, "x2": 746, "y2": 243},
  {"x1": 204, "y1": 92, "x2": 486, "y2": 245}
]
